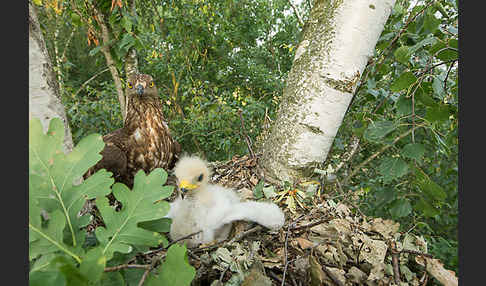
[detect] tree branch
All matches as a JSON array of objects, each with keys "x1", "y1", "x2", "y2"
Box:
[
  {"x1": 91, "y1": 4, "x2": 127, "y2": 120},
  {"x1": 342, "y1": 124, "x2": 425, "y2": 184},
  {"x1": 288, "y1": 0, "x2": 304, "y2": 28}
]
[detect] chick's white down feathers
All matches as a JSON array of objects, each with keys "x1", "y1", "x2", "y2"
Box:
[{"x1": 166, "y1": 156, "x2": 285, "y2": 247}]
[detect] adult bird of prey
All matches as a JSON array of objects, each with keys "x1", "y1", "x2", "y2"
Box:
[{"x1": 85, "y1": 73, "x2": 181, "y2": 188}]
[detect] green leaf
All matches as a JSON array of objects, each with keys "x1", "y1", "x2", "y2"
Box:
[
  {"x1": 410, "y1": 36, "x2": 438, "y2": 53},
  {"x1": 414, "y1": 198, "x2": 440, "y2": 218},
  {"x1": 374, "y1": 187, "x2": 396, "y2": 207},
  {"x1": 425, "y1": 104, "x2": 450, "y2": 123},
  {"x1": 390, "y1": 72, "x2": 417, "y2": 92},
  {"x1": 394, "y1": 46, "x2": 411, "y2": 65},
  {"x1": 401, "y1": 143, "x2": 426, "y2": 161},
  {"x1": 97, "y1": 272, "x2": 125, "y2": 286},
  {"x1": 253, "y1": 180, "x2": 264, "y2": 199},
  {"x1": 95, "y1": 169, "x2": 173, "y2": 260},
  {"x1": 29, "y1": 118, "x2": 113, "y2": 248},
  {"x1": 414, "y1": 167, "x2": 446, "y2": 202},
  {"x1": 122, "y1": 16, "x2": 133, "y2": 33},
  {"x1": 423, "y1": 10, "x2": 440, "y2": 34},
  {"x1": 363, "y1": 120, "x2": 397, "y2": 143},
  {"x1": 89, "y1": 46, "x2": 102, "y2": 56},
  {"x1": 51, "y1": 256, "x2": 90, "y2": 286},
  {"x1": 30, "y1": 253, "x2": 57, "y2": 273},
  {"x1": 378, "y1": 157, "x2": 409, "y2": 183},
  {"x1": 416, "y1": 82, "x2": 436, "y2": 107},
  {"x1": 29, "y1": 270, "x2": 67, "y2": 286},
  {"x1": 119, "y1": 34, "x2": 135, "y2": 52},
  {"x1": 139, "y1": 218, "x2": 172, "y2": 233},
  {"x1": 395, "y1": 95, "x2": 412, "y2": 116},
  {"x1": 436, "y1": 48, "x2": 458, "y2": 62},
  {"x1": 263, "y1": 185, "x2": 277, "y2": 199},
  {"x1": 29, "y1": 210, "x2": 81, "y2": 264},
  {"x1": 79, "y1": 248, "x2": 106, "y2": 284},
  {"x1": 389, "y1": 198, "x2": 412, "y2": 218},
  {"x1": 146, "y1": 244, "x2": 196, "y2": 286}
]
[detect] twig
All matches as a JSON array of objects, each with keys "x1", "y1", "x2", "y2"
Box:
[
  {"x1": 281, "y1": 214, "x2": 305, "y2": 286},
  {"x1": 219, "y1": 263, "x2": 231, "y2": 283},
  {"x1": 269, "y1": 270, "x2": 283, "y2": 284},
  {"x1": 238, "y1": 109, "x2": 255, "y2": 159},
  {"x1": 192, "y1": 226, "x2": 263, "y2": 253},
  {"x1": 142, "y1": 230, "x2": 202, "y2": 257},
  {"x1": 321, "y1": 263, "x2": 345, "y2": 286},
  {"x1": 334, "y1": 135, "x2": 360, "y2": 174},
  {"x1": 400, "y1": 249, "x2": 434, "y2": 258},
  {"x1": 290, "y1": 217, "x2": 330, "y2": 231},
  {"x1": 104, "y1": 264, "x2": 150, "y2": 272},
  {"x1": 168, "y1": 230, "x2": 203, "y2": 247},
  {"x1": 342, "y1": 124, "x2": 424, "y2": 184},
  {"x1": 356, "y1": 242, "x2": 365, "y2": 265},
  {"x1": 390, "y1": 241, "x2": 401, "y2": 284},
  {"x1": 138, "y1": 267, "x2": 151, "y2": 286},
  {"x1": 335, "y1": 178, "x2": 364, "y2": 217},
  {"x1": 73, "y1": 68, "x2": 110, "y2": 98},
  {"x1": 289, "y1": 272, "x2": 298, "y2": 286},
  {"x1": 229, "y1": 225, "x2": 262, "y2": 244},
  {"x1": 288, "y1": 0, "x2": 305, "y2": 27},
  {"x1": 281, "y1": 223, "x2": 291, "y2": 286},
  {"x1": 443, "y1": 59, "x2": 458, "y2": 92},
  {"x1": 138, "y1": 253, "x2": 163, "y2": 286}
]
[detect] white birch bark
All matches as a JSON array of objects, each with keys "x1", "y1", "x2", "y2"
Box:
[
  {"x1": 29, "y1": 2, "x2": 73, "y2": 153},
  {"x1": 260, "y1": 0, "x2": 396, "y2": 182}
]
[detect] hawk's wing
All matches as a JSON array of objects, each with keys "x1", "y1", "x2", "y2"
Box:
[{"x1": 85, "y1": 129, "x2": 128, "y2": 183}]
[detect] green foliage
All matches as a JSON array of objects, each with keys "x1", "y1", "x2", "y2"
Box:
[
  {"x1": 146, "y1": 244, "x2": 196, "y2": 286},
  {"x1": 95, "y1": 170, "x2": 172, "y2": 260},
  {"x1": 29, "y1": 118, "x2": 195, "y2": 285},
  {"x1": 37, "y1": 0, "x2": 301, "y2": 161},
  {"x1": 328, "y1": 0, "x2": 458, "y2": 273},
  {"x1": 35, "y1": 0, "x2": 458, "y2": 277}
]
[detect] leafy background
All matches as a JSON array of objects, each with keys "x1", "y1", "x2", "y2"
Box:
[{"x1": 34, "y1": 0, "x2": 458, "y2": 278}]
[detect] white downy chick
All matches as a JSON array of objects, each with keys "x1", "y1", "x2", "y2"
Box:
[{"x1": 166, "y1": 155, "x2": 285, "y2": 247}]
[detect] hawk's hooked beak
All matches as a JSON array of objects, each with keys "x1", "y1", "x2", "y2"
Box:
[
  {"x1": 136, "y1": 84, "x2": 144, "y2": 96},
  {"x1": 179, "y1": 180, "x2": 198, "y2": 193}
]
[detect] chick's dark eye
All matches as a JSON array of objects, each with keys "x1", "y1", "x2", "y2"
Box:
[{"x1": 197, "y1": 174, "x2": 204, "y2": 182}]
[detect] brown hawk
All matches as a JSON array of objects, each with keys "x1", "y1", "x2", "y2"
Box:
[{"x1": 86, "y1": 73, "x2": 181, "y2": 188}]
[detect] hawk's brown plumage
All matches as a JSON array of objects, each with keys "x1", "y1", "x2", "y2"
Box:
[{"x1": 86, "y1": 73, "x2": 180, "y2": 187}]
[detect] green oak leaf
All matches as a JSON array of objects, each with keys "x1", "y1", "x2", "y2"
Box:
[
  {"x1": 29, "y1": 118, "x2": 114, "y2": 248},
  {"x1": 146, "y1": 244, "x2": 196, "y2": 286},
  {"x1": 95, "y1": 168, "x2": 173, "y2": 259},
  {"x1": 29, "y1": 209, "x2": 81, "y2": 264}
]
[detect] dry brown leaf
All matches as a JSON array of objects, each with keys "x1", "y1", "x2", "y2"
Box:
[
  {"x1": 295, "y1": 237, "x2": 315, "y2": 250},
  {"x1": 416, "y1": 256, "x2": 458, "y2": 286},
  {"x1": 347, "y1": 266, "x2": 368, "y2": 284},
  {"x1": 369, "y1": 218, "x2": 400, "y2": 239}
]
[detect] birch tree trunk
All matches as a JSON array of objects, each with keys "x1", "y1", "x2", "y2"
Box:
[
  {"x1": 29, "y1": 2, "x2": 73, "y2": 153},
  {"x1": 260, "y1": 0, "x2": 396, "y2": 182}
]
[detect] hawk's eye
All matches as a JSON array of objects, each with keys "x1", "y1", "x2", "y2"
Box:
[
  {"x1": 150, "y1": 81, "x2": 154, "y2": 87},
  {"x1": 197, "y1": 174, "x2": 204, "y2": 182},
  {"x1": 127, "y1": 83, "x2": 133, "y2": 89}
]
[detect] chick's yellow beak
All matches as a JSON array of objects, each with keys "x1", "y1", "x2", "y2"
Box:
[{"x1": 179, "y1": 180, "x2": 198, "y2": 191}]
